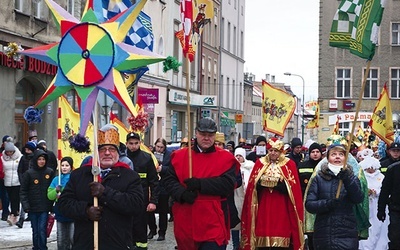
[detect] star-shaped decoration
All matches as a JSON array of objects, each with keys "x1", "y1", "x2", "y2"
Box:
[{"x1": 22, "y1": 0, "x2": 165, "y2": 134}]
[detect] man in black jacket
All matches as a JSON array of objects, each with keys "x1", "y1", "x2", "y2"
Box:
[
  {"x1": 58, "y1": 125, "x2": 144, "y2": 250},
  {"x1": 126, "y1": 132, "x2": 159, "y2": 250},
  {"x1": 380, "y1": 142, "x2": 400, "y2": 175},
  {"x1": 378, "y1": 142, "x2": 400, "y2": 250}
]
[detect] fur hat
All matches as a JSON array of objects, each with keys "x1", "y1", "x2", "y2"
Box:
[
  {"x1": 234, "y1": 148, "x2": 246, "y2": 158},
  {"x1": 28, "y1": 130, "x2": 38, "y2": 140},
  {"x1": 196, "y1": 118, "x2": 217, "y2": 133},
  {"x1": 359, "y1": 156, "x2": 381, "y2": 170}
]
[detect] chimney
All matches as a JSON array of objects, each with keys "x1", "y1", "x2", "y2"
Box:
[
  {"x1": 271, "y1": 75, "x2": 275, "y2": 82},
  {"x1": 265, "y1": 74, "x2": 270, "y2": 82}
]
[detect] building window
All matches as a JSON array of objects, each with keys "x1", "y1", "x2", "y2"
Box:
[
  {"x1": 221, "y1": 18, "x2": 225, "y2": 49},
  {"x1": 33, "y1": 1, "x2": 42, "y2": 19},
  {"x1": 233, "y1": 26, "x2": 237, "y2": 55},
  {"x1": 240, "y1": 31, "x2": 244, "y2": 58},
  {"x1": 336, "y1": 68, "x2": 351, "y2": 98},
  {"x1": 391, "y1": 23, "x2": 400, "y2": 45},
  {"x1": 390, "y1": 68, "x2": 400, "y2": 99},
  {"x1": 67, "y1": 0, "x2": 74, "y2": 16},
  {"x1": 339, "y1": 122, "x2": 350, "y2": 137},
  {"x1": 363, "y1": 68, "x2": 379, "y2": 98},
  {"x1": 227, "y1": 22, "x2": 231, "y2": 52}
]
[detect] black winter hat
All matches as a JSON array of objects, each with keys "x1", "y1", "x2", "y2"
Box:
[
  {"x1": 291, "y1": 137, "x2": 302, "y2": 148},
  {"x1": 60, "y1": 156, "x2": 74, "y2": 169},
  {"x1": 226, "y1": 141, "x2": 235, "y2": 148},
  {"x1": 196, "y1": 118, "x2": 217, "y2": 133},
  {"x1": 308, "y1": 142, "x2": 322, "y2": 154},
  {"x1": 255, "y1": 136, "x2": 267, "y2": 145}
]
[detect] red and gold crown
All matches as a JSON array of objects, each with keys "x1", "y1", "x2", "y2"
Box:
[{"x1": 266, "y1": 137, "x2": 284, "y2": 151}]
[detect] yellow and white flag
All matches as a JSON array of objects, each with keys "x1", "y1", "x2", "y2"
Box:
[
  {"x1": 57, "y1": 96, "x2": 93, "y2": 168},
  {"x1": 369, "y1": 84, "x2": 394, "y2": 145},
  {"x1": 262, "y1": 80, "x2": 296, "y2": 136},
  {"x1": 306, "y1": 104, "x2": 320, "y2": 129}
]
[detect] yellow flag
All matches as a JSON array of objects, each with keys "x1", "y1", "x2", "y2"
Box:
[
  {"x1": 370, "y1": 84, "x2": 394, "y2": 145},
  {"x1": 109, "y1": 112, "x2": 159, "y2": 168},
  {"x1": 333, "y1": 115, "x2": 340, "y2": 135},
  {"x1": 306, "y1": 104, "x2": 320, "y2": 129},
  {"x1": 262, "y1": 80, "x2": 296, "y2": 136},
  {"x1": 57, "y1": 96, "x2": 93, "y2": 168}
]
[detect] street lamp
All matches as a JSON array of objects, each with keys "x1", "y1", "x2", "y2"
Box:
[{"x1": 284, "y1": 72, "x2": 305, "y2": 144}]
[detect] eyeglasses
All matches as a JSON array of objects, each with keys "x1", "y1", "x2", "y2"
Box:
[{"x1": 98, "y1": 147, "x2": 118, "y2": 153}]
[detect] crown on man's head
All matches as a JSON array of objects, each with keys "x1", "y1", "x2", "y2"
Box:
[{"x1": 98, "y1": 125, "x2": 119, "y2": 147}]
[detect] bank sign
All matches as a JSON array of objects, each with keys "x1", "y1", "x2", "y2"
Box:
[{"x1": 168, "y1": 89, "x2": 217, "y2": 107}]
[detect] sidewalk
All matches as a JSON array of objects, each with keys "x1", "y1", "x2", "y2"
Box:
[{"x1": 0, "y1": 214, "x2": 177, "y2": 250}]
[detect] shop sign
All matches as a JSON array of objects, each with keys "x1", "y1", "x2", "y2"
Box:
[
  {"x1": 138, "y1": 87, "x2": 159, "y2": 104},
  {"x1": 168, "y1": 89, "x2": 217, "y2": 107},
  {"x1": 0, "y1": 53, "x2": 57, "y2": 75},
  {"x1": 235, "y1": 114, "x2": 243, "y2": 123},
  {"x1": 328, "y1": 112, "x2": 372, "y2": 125}
]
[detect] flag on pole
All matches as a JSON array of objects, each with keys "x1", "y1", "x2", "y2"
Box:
[
  {"x1": 329, "y1": 0, "x2": 385, "y2": 60},
  {"x1": 369, "y1": 84, "x2": 394, "y2": 145},
  {"x1": 333, "y1": 115, "x2": 340, "y2": 135},
  {"x1": 176, "y1": 0, "x2": 213, "y2": 62},
  {"x1": 306, "y1": 104, "x2": 320, "y2": 129},
  {"x1": 58, "y1": 96, "x2": 93, "y2": 167},
  {"x1": 262, "y1": 80, "x2": 296, "y2": 136}
]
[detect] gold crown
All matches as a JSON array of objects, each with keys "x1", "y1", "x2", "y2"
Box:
[
  {"x1": 267, "y1": 138, "x2": 284, "y2": 151},
  {"x1": 98, "y1": 129, "x2": 119, "y2": 147}
]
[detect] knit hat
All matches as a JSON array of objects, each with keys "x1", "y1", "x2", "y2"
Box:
[
  {"x1": 2, "y1": 135, "x2": 10, "y2": 143},
  {"x1": 25, "y1": 141, "x2": 37, "y2": 151},
  {"x1": 226, "y1": 141, "x2": 235, "y2": 148},
  {"x1": 38, "y1": 140, "x2": 46, "y2": 146},
  {"x1": 359, "y1": 156, "x2": 381, "y2": 170},
  {"x1": 291, "y1": 137, "x2": 302, "y2": 148},
  {"x1": 4, "y1": 137, "x2": 15, "y2": 152},
  {"x1": 255, "y1": 136, "x2": 267, "y2": 145},
  {"x1": 61, "y1": 156, "x2": 74, "y2": 170},
  {"x1": 308, "y1": 142, "x2": 322, "y2": 155},
  {"x1": 234, "y1": 148, "x2": 246, "y2": 158}
]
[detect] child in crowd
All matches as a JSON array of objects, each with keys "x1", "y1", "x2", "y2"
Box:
[
  {"x1": 20, "y1": 150, "x2": 54, "y2": 250},
  {"x1": 48, "y1": 157, "x2": 74, "y2": 250}
]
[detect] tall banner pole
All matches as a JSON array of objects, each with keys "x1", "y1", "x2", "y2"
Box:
[
  {"x1": 92, "y1": 104, "x2": 100, "y2": 250},
  {"x1": 186, "y1": 57, "x2": 193, "y2": 177},
  {"x1": 336, "y1": 60, "x2": 371, "y2": 198}
]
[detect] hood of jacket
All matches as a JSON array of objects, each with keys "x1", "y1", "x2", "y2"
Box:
[{"x1": 31, "y1": 149, "x2": 48, "y2": 170}]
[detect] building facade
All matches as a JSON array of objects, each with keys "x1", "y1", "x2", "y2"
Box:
[{"x1": 318, "y1": 0, "x2": 400, "y2": 142}]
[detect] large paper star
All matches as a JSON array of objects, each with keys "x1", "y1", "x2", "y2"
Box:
[{"x1": 22, "y1": 0, "x2": 165, "y2": 134}]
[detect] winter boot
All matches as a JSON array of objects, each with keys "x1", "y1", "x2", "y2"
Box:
[
  {"x1": 16, "y1": 216, "x2": 24, "y2": 228},
  {"x1": 7, "y1": 215, "x2": 15, "y2": 226}
]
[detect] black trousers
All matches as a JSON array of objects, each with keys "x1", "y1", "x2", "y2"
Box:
[
  {"x1": 132, "y1": 203, "x2": 148, "y2": 246},
  {"x1": 5, "y1": 186, "x2": 20, "y2": 215},
  {"x1": 148, "y1": 194, "x2": 169, "y2": 235},
  {"x1": 388, "y1": 209, "x2": 400, "y2": 250}
]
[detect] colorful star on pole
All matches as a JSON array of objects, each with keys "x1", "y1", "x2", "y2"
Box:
[{"x1": 22, "y1": 0, "x2": 165, "y2": 134}]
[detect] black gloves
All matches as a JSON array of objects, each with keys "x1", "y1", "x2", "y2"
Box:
[
  {"x1": 86, "y1": 206, "x2": 103, "y2": 221},
  {"x1": 55, "y1": 185, "x2": 62, "y2": 193},
  {"x1": 180, "y1": 190, "x2": 198, "y2": 204},
  {"x1": 377, "y1": 210, "x2": 386, "y2": 222},
  {"x1": 184, "y1": 178, "x2": 201, "y2": 191},
  {"x1": 337, "y1": 167, "x2": 353, "y2": 181},
  {"x1": 89, "y1": 182, "x2": 105, "y2": 197},
  {"x1": 273, "y1": 181, "x2": 288, "y2": 194},
  {"x1": 327, "y1": 198, "x2": 341, "y2": 209}
]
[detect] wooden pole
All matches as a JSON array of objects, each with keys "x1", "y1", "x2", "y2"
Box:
[
  {"x1": 336, "y1": 60, "x2": 371, "y2": 198},
  {"x1": 92, "y1": 104, "x2": 99, "y2": 250},
  {"x1": 186, "y1": 58, "x2": 193, "y2": 178}
]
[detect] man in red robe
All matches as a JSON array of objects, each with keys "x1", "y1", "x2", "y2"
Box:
[
  {"x1": 241, "y1": 137, "x2": 304, "y2": 250},
  {"x1": 163, "y1": 118, "x2": 240, "y2": 250}
]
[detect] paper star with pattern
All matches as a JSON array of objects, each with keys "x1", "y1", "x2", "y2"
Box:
[{"x1": 22, "y1": 0, "x2": 164, "y2": 134}]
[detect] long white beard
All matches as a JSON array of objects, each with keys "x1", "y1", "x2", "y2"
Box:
[{"x1": 328, "y1": 163, "x2": 343, "y2": 176}]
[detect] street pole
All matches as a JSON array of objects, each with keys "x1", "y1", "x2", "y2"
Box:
[{"x1": 284, "y1": 72, "x2": 305, "y2": 143}]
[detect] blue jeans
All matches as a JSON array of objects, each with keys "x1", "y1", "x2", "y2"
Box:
[
  {"x1": 57, "y1": 221, "x2": 74, "y2": 250},
  {"x1": 30, "y1": 212, "x2": 48, "y2": 250},
  {"x1": 231, "y1": 230, "x2": 240, "y2": 250}
]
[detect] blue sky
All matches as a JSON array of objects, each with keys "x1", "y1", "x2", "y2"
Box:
[{"x1": 245, "y1": 0, "x2": 319, "y2": 101}]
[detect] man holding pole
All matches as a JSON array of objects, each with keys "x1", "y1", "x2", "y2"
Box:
[
  {"x1": 58, "y1": 124, "x2": 144, "y2": 249},
  {"x1": 163, "y1": 117, "x2": 239, "y2": 249}
]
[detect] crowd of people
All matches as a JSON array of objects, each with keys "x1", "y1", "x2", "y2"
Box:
[{"x1": 1, "y1": 117, "x2": 400, "y2": 250}]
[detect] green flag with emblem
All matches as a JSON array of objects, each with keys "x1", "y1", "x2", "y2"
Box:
[{"x1": 329, "y1": 0, "x2": 385, "y2": 60}]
